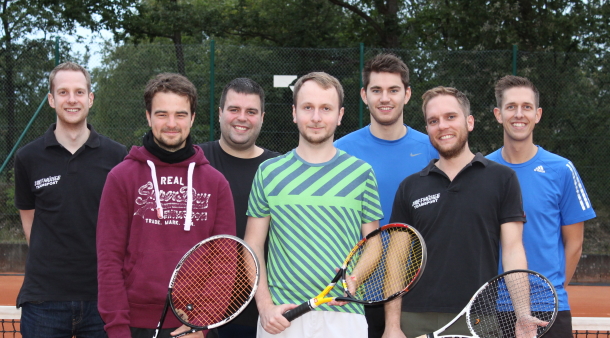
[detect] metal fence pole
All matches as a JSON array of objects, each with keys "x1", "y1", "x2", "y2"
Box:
[
  {"x1": 209, "y1": 40, "x2": 215, "y2": 141},
  {"x1": 512, "y1": 44, "x2": 518, "y2": 75},
  {"x1": 0, "y1": 98, "x2": 48, "y2": 174},
  {"x1": 55, "y1": 36, "x2": 60, "y2": 66},
  {"x1": 359, "y1": 43, "x2": 364, "y2": 128}
]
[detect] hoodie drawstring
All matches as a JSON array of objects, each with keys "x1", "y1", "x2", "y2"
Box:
[
  {"x1": 146, "y1": 160, "x2": 163, "y2": 219},
  {"x1": 184, "y1": 162, "x2": 195, "y2": 231},
  {"x1": 146, "y1": 160, "x2": 196, "y2": 231}
]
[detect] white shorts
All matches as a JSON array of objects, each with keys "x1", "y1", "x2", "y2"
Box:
[{"x1": 257, "y1": 311, "x2": 368, "y2": 338}]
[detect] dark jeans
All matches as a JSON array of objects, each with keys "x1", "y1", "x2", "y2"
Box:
[
  {"x1": 21, "y1": 301, "x2": 106, "y2": 338},
  {"x1": 217, "y1": 323, "x2": 256, "y2": 338}
]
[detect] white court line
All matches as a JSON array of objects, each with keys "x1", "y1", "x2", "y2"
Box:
[
  {"x1": 0, "y1": 306, "x2": 20, "y2": 319},
  {"x1": 573, "y1": 317, "x2": 610, "y2": 331}
]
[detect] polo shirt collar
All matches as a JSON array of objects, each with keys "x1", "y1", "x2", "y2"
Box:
[
  {"x1": 420, "y1": 152, "x2": 489, "y2": 176},
  {"x1": 44, "y1": 123, "x2": 100, "y2": 149}
]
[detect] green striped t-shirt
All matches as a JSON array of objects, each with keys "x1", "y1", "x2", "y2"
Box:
[{"x1": 247, "y1": 149, "x2": 383, "y2": 314}]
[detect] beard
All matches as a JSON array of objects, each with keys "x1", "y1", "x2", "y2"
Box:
[
  {"x1": 430, "y1": 129, "x2": 469, "y2": 160},
  {"x1": 153, "y1": 129, "x2": 187, "y2": 152},
  {"x1": 298, "y1": 124, "x2": 336, "y2": 145}
]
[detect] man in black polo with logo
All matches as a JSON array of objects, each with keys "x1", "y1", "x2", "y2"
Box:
[
  {"x1": 198, "y1": 78, "x2": 280, "y2": 338},
  {"x1": 383, "y1": 86, "x2": 536, "y2": 338},
  {"x1": 14, "y1": 62, "x2": 126, "y2": 337}
]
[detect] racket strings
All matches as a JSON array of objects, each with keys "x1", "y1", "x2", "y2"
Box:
[
  {"x1": 468, "y1": 272, "x2": 557, "y2": 338},
  {"x1": 347, "y1": 226, "x2": 424, "y2": 302},
  {"x1": 171, "y1": 238, "x2": 257, "y2": 328}
]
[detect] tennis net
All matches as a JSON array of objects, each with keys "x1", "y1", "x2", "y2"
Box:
[{"x1": 0, "y1": 307, "x2": 19, "y2": 338}]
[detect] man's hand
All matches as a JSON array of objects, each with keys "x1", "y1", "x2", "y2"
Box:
[
  {"x1": 259, "y1": 303, "x2": 298, "y2": 334},
  {"x1": 329, "y1": 268, "x2": 353, "y2": 306},
  {"x1": 515, "y1": 315, "x2": 548, "y2": 338},
  {"x1": 170, "y1": 325, "x2": 204, "y2": 337}
]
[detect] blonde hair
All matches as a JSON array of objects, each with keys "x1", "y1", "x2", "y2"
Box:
[
  {"x1": 293, "y1": 72, "x2": 344, "y2": 108},
  {"x1": 49, "y1": 62, "x2": 91, "y2": 93},
  {"x1": 421, "y1": 86, "x2": 470, "y2": 118}
]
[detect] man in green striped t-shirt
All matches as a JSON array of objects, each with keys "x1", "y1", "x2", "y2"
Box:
[{"x1": 245, "y1": 72, "x2": 383, "y2": 338}]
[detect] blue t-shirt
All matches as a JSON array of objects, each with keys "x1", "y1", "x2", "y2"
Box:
[
  {"x1": 335, "y1": 125, "x2": 438, "y2": 226},
  {"x1": 487, "y1": 146, "x2": 596, "y2": 311}
]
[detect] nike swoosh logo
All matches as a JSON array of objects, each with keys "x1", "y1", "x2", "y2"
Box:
[{"x1": 410, "y1": 153, "x2": 421, "y2": 157}]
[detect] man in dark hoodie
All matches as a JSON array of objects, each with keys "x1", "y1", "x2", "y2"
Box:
[{"x1": 97, "y1": 73, "x2": 236, "y2": 338}]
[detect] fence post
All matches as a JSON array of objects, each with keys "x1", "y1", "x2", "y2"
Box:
[
  {"x1": 512, "y1": 44, "x2": 518, "y2": 75},
  {"x1": 209, "y1": 39, "x2": 216, "y2": 141},
  {"x1": 359, "y1": 43, "x2": 364, "y2": 128},
  {"x1": 55, "y1": 36, "x2": 60, "y2": 66}
]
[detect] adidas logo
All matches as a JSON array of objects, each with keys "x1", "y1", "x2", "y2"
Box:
[{"x1": 534, "y1": 165, "x2": 545, "y2": 173}]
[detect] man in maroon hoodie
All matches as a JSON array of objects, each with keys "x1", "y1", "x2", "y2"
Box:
[{"x1": 96, "y1": 73, "x2": 236, "y2": 338}]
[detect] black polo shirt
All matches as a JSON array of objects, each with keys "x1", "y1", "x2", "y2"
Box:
[
  {"x1": 390, "y1": 153, "x2": 525, "y2": 313},
  {"x1": 14, "y1": 124, "x2": 127, "y2": 306}
]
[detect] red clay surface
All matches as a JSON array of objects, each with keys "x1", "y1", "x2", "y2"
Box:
[
  {"x1": 567, "y1": 285, "x2": 610, "y2": 317},
  {"x1": 1, "y1": 275, "x2": 609, "y2": 315},
  {"x1": 0, "y1": 276, "x2": 22, "y2": 306}
]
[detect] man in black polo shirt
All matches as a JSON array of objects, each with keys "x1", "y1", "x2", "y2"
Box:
[
  {"x1": 198, "y1": 78, "x2": 280, "y2": 338},
  {"x1": 383, "y1": 86, "x2": 532, "y2": 338},
  {"x1": 14, "y1": 62, "x2": 127, "y2": 337}
]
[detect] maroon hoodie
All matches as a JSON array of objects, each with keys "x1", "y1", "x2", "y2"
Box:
[{"x1": 97, "y1": 145, "x2": 236, "y2": 337}]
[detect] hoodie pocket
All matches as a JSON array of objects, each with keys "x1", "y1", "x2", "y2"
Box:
[{"x1": 126, "y1": 249, "x2": 187, "y2": 306}]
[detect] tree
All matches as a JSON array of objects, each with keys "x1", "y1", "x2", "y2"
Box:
[
  {"x1": 0, "y1": 0, "x2": 67, "y2": 171},
  {"x1": 326, "y1": 0, "x2": 405, "y2": 48},
  {"x1": 405, "y1": 0, "x2": 604, "y2": 52}
]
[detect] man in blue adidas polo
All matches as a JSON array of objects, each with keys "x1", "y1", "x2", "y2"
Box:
[{"x1": 487, "y1": 75, "x2": 596, "y2": 338}]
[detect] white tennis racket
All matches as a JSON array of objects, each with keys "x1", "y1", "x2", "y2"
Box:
[{"x1": 418, "y1": 269, "x2": 558, "y2": 338}]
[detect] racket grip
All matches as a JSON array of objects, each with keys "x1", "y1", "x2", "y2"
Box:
[{"x1": 283, "y1": 302, "x2": 313, "y2": 322}]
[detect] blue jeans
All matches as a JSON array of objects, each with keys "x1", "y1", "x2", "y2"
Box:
[{"x1": 21, "y1": 301, "x2": 107, "y2": 338}]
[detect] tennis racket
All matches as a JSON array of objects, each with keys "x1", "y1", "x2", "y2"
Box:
[
  {"x1": 153, "y1": 235, "x2": 260, "y2": 338},
  {"x1": 282, "y1": 223, "x2": 427, "y2": 321},
  {"x1": 417, "y1": 269, "x2": 558, "y2": 338}
]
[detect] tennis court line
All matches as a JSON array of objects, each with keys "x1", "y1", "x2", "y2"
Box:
[
  {"x1": 573, "y1": 317, "x2": 610, "y2": 330},
  {"x1": 0, "y1": 307, "x2": 19, "y2": 320}
]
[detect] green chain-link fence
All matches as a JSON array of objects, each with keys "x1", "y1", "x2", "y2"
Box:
[{"x1": 1, "y1": 42, "x2": 609, "y2": 253}]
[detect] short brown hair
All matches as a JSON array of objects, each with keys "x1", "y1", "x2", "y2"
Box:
[
  {"x1": 293, "y1": 72, "x2": 344, "y2": 108},
  {"x1": 363, "y1": 53, "x2": 410, "y2": 90},
  {"x1": 49, "y1": 62, "x2": 92, "y2": 94},
  {"x1": 144, "y1": 73, "x2": 198, "y2": 114},
  {"x1": 495, "y1": 75, "x2": 539, "y2": 108},
  {"x1": 421, "y1": 86, "x2": 470, "y2": 118}
]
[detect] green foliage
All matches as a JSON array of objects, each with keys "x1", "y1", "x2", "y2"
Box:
[
  {"x1": 0, "y1": 170, "x2": 23, "y2": 243},
  {"x1": 405, "y1": 0, "x2": 605, "y2": 52}
]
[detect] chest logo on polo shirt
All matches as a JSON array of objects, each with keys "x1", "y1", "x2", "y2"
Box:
[
  {"x1": 534, "y1": 165, "x2": 545, "y2": 173},
  {"x1": 34, "y1": 175, "x2": 61, "y2": 189},
  {"x1": 412, "y1": 193, "x2": 440, "y2": 209},
  {"x1": 134, "y1": 181, "x2": 211, "y2": 224}
]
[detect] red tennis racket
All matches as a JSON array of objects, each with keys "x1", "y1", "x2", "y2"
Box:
[{"x1": 153, "y1": 235, "x2": 259, "y2": 337}]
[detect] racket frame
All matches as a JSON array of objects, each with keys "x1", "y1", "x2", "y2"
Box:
[
  {"x1": 427, "y1": 269, "x2": 558, "y2": 338},
  {"x1": 153, "y1": 234, "x2": 260, "y2": 337},
  {"x1": 283, "y1": 223, "x2": 427, "y2": 321}
]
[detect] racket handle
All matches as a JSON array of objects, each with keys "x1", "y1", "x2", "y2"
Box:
[{"x1": 283, "y1": 302, "x2": 313, "y2": 321}]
